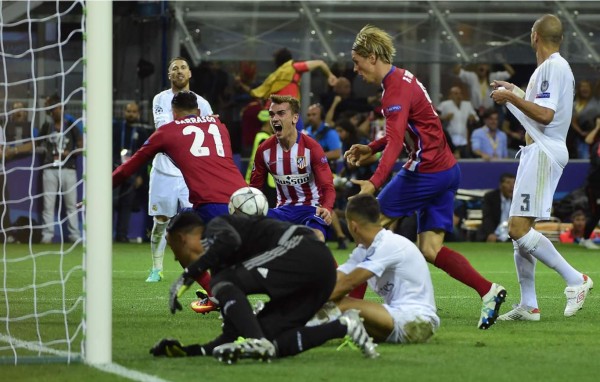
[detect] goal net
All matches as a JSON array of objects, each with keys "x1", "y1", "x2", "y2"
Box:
[{"x1": 0, "y1": 0, "x2": 87, "y2": 364}]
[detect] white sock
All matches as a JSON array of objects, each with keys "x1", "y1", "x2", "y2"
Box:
[
  {"x1": 151, "y1": 218, "x2": 169, "y2": 271},
  {"x1": 530, "y1": 231, "x2": 583, "y2": 286},
  {"x1": 513, "y1": 240, "x2": 538, "y2": 309},
  {"x1": 517, "y1": 228, "x2": 583, "y2": 287}
]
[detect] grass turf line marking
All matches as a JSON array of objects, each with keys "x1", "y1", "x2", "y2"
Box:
[
  {"x1": 0, "y1": 334, "x2": 170, "y2": 382},
  {"x1": 92, "y1": 362, "x2": 172, "y2": 382}
]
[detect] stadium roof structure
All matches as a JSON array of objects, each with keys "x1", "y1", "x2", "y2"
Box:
[{"x1": 172, "y1": 0, "x2": 600, "y2": 66}]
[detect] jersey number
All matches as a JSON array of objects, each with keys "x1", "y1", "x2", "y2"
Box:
[
  {"x1": 183, "y1": 124, "x2": 225, "y2": 157},
  {"x1": 520, "y1": 193, "x2": 530, "y2": 212}
]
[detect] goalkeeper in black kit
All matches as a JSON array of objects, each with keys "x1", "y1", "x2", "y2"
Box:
[{"x1": 150, "y1": 211, "x2": 378, "y2": 363}]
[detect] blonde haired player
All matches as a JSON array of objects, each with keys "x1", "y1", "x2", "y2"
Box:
[
  {"x1": 491, "y1": 14, "x2": 593, "y2": 320},
  {"x1": 147, "y1": 57, "x2": 213, "y2": 283},
  {"x1": 345, "y1": 25, "x2": 506, "y2": 329}
]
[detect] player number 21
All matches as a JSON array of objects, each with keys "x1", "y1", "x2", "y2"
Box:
[{"x1": 183, "y1": 123, "x2": 225, "y2": 157}]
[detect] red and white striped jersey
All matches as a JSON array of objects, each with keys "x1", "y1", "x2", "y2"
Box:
[{"x1": 250, "y1": 134, "x2": 335, "y2": 211}]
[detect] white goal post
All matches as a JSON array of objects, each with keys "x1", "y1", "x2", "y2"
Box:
[
  {"x1": 84, "y1": 0, "x2": 112, "y2": 365},
  {"x1": 0, "y1": 0, "x2": 112, "y2": 365}
]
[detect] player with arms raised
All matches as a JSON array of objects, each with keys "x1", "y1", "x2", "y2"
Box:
[
  {"x1": 113, "y1": 91, "x2": 247, "y2": 314},
  {"x1": 146, "y1": 57, "x2": 213, "y2": 283},
  {"x1": 344, "y1": 25, "x2": 506, "y2": 329}
]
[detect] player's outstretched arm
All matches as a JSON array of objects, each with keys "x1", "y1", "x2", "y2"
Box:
[
  {"x1": 150, "y1": 338, "x2": 204, "y2": 357},
  {"x1": 168, "y1": 273, "x2": 195, "y2": 314},
  {"x1": 150, "y1": 338, "x2": 188, "y2": 357}
]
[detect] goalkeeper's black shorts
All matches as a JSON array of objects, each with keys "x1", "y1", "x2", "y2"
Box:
[{"x1": 211, "y1": 235, "x2": 336, "y2": 340}]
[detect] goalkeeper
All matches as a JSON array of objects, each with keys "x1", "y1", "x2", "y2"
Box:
[{"x1": 150, "y1": 211, "x2": 378, "y2": 363}]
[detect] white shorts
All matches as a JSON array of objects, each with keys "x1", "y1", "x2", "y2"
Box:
[
  {"x1": 148, "y1": 170, "x2": 192, "y2": 217},
  {"x1": 510, "y1": 144, "x2": 562, "y2": 220},
  {"x1": 383, "y1": 304, "x2": 439, "y2": 344}
]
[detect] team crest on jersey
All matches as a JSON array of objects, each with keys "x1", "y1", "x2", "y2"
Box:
[{"x1": 296, "y1": 156, "x2": 307, "y2": 169}]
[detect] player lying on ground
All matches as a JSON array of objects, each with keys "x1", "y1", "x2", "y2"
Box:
[{"x1": 150, "y1": 211, "x2": 379, "y2": 363}]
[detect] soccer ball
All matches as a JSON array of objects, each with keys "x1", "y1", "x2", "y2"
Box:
[{"x1": 228, "y1": 187, "x2": 269, "y2": 216}]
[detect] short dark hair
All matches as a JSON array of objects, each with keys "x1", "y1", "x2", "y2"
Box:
[
  {"x1": 499, "y1": 173, "x2": 516, "y2": 183},
  {"x1": 571, "y1": 210, "x2": 586, "y2": 221},
  {"x1": 167, "y1": 210, "x2": 205, "y2": 234},
  {"x1": 346, "y1": 194, "x2": 380, "y2": 224},
  {"x1": 269, "y1": 94, "x2": 300, "y2": 115},
  {"x1": 335, "y1": 119, "x2": 357, "y2": 143},
  {"x1": 273, "y1": 48, "x2": 292, "y2": 68},
  {"x1": 482, "y1": 107, "x2": 499, "y2": 120},
  {"x1": 168, "y1": 56, "x2": 191, "y2": 70},
  {"x1": 172, "y1": 91, "x2": 199, "y2": 111},
  {"x1": 46, "y1": 93, "x2": 61, "y2": 106}
]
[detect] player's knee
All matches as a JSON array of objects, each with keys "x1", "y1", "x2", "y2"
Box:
[
  {"x1": 312, "y1": 228, "x2": 325, "y2": 242},
  {"x1": 419, "y1": 248, "x2": 437, "y2": 263},
  {"x1": 508, "y1": 218, "x2": 532, "y2": 240},
  {"x1": 154, "y1": 215, "x2": 169, "y2": 223},
  {"x1": 211, "y1": 280, "x2": 236, "y2": 298}
]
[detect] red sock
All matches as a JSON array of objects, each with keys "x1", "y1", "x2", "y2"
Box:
[
  {"x1": 194, "y1": 271, "x2": 212, "y2": 297},
  {"x1": 348, "y1": 282, "x2": 367, "y2": 299},
  {"x1": 434, "y1": 246, "x2": 492, "y2": 297}
]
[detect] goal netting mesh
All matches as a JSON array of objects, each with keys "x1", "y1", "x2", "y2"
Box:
[{"x1": 1, "y1": 0, "x2": 86, "y2": 364}]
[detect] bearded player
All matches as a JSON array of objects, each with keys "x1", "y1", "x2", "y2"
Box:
[{"x1": 146, "y1": 57, "x2": 213, "y2": 284}]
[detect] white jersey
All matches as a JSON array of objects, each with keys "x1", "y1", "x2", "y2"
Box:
[
  {"x1": 151, "y1": 89, "x2": 213, "y2": 176},
  {"x1": 437, "y1": 99, "x2": 477, "y2": 146},
  {"x1": 337, "y1": 229, "x2": 438, "y2": 319},
  {"x1": 506, "y1": 52, "x2": 574, "y2": 168},
  {"x1": 459, "y1": 68, "x2": 511, "y2": 110}
]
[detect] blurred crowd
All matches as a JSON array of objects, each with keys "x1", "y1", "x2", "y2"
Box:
[{"x1": 2, "y1": 50, "x2": 600, "y2": 245}]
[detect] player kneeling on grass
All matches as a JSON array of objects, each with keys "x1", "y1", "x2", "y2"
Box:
[
  {"x1": 150, "y1": 211, "x2": 379, "y2": 363},
  {"x1": 329, "y1": 194, "x2": 440, "y2": 344}
]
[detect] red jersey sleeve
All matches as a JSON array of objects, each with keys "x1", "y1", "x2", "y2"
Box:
[
  {"x1": 368, "y1": 135, "x2": 387, "y2": 153},
  {"x1": 112, "y1": 131, "x2": 160, "y2": 187},
  {"x1": 249, "y1": 140, "x2": 269, "y2": 189},
  {"x1": 369, "y1": 73, "x2": 411, "y2": 190},
  {"x1": 309, "y1": 142, "x2": 336, "y2": 211}
]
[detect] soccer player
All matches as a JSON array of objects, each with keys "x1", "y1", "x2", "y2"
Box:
[
  {"x1": 149, "y1": 211, "x2": 378, "y2": 363},
  {"x1": 146, "y1": 57, "x2": 213, "y2": 283},
  {"x1": 344, "y1": 25, "x2": 506, "y2": 330},
  {"x1": 331, "y1": 194, "x2": 440, "y2": 344},
  {"x1": 490, "y1": 14, "x2": 593, "y2": 321},
  {"x1": 113, "y1": 91, "x2": 247, "y2": 314},
  {"x1": 249, "y1": 95, "x2": 336, "y2": 242}
]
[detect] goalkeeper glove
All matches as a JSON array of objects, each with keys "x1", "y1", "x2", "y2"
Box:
[
  {"x1": 168, "y1": 273, "x2": 195, "y2": 314},
  {"x1": 150, "y1": 338, "x2": 188, "y2": 357}
]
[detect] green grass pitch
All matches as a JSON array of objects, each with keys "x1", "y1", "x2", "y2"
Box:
[{"x1": 1, "y1": 241, "x2": 598, "y2": 381}]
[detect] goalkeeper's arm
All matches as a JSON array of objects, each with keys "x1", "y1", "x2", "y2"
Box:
[
  {"x1": 184, "y1": 217, "x2": 242, "y2": 279},
  {"x1": 150, "y1": 338, "x2": 206, "y2": 357}
]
